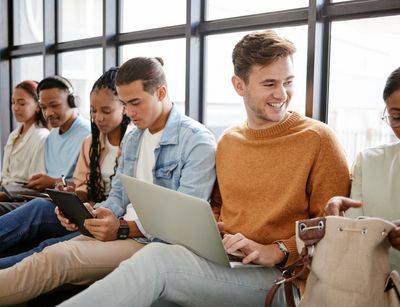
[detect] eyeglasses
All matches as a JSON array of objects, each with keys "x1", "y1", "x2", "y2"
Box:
[{"x1": 381, "y1": 107, "x2": 400, "y2": 128}]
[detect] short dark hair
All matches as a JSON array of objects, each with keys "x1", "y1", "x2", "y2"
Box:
[
  {"x1": 116, "y1": 57, "x2": 166, "y2": 94},
  {"x1": 232, "y1": 30, "x2": 296, "y2": 83},
  {"x1": 37, "y1": 75, "x2": 76, "y2": 108},
  {"x1": 37, "y1": 75, "x2": 74, "y2": 95},
  {"x1": 383, "y1": 67, "x2": 400, "y2": 101}
]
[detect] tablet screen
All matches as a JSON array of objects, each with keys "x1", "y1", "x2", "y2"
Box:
[{"x1": 46, "y1": 189, "x2": 94, "y2": 237}]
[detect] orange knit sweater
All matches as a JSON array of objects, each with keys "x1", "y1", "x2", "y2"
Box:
[{"x1": 211, "y1": 111, "x2": 350, "y2": 279}]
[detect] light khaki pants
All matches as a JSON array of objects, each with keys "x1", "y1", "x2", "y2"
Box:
[{"x1": 0, "y1": 235, "x2": 144, "y2": 305}]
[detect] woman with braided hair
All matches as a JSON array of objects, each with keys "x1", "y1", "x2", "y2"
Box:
[
  {"x1": 0, "y1": 68, "x2": 131, "y2": 268},
  {"x1": 74, "y1": 67, "x2": 130, "y2": 204}
]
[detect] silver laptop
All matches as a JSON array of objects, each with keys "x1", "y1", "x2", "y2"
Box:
[{"x1": 119, "y1": 174, "x2": 256, "y2": 268}]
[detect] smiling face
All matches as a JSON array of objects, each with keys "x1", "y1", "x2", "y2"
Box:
[
  {"x1": 11, "y1": 87, "x2": 39, "y2": 125},
  {"x1": 232, "y1": 56, "x2": 294, "y2": 129},
  {"x1": 39, "y1": 88, "x2": 75, "y2": 129},
  {"x1": 90, "y1": 88, "x2": 124, "y2": 135},
  {"x1": 117, "y1": 80, "x2": 166, "y2": 133}
]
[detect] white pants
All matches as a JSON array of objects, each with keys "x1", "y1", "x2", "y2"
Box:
[{"x1": 60, "y1": 242, "x2": 294, "y2": 307}]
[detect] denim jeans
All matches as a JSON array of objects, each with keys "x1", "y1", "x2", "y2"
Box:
[
  {"x1": 0, "y1": 201, "x2": 26, "y2": 216},
  {"x1": 0, "y1": 198, "x2": 79, "y2": 268},
  {"x1": 60, "y1": 243, "x2": 296, "y2": 307}
]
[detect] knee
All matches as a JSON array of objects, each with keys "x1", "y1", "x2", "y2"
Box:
[
  {"x1": 115, "y1": 243, "x2": 169, "y2": 280},
  {"x1": 122, "y1": 242, "x2": 165, "y2": 263},
  {"x1": 26, "y1": 199, "x2": 55, "y2": 215},
  {"x1": 120, "y1": 243, "x2": 183, "y2": 273},
  {"x1": 136, "y1": 243, "x2": 174, "y2": 261}
]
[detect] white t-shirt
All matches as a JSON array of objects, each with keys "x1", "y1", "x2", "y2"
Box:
[
  {"x1": 123, "y1": 128, "x2": 164, "y2": 223},
  {"x1": 101, "y1": 136, "x2": 119, "y2": 196},
  {"x1": 136, "y1": 128, "x2": 164, "y2": 183}
]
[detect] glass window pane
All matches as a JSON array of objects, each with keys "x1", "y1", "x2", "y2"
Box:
[
  {"x1": 58, "y1": 0, "x2": 103, "y2": 42},
  {"x1": 328, "y1": 16, "x2": 400, "y2": 166},
  {"x1": 120, "y1": 0, "x2": 186, "y2": 32},
  {"x1": 120, "y1": 39, "x2": 186, "y2": 113},
  {"x1": 11, "y1": 56, "x2": 43, "y2": 128},
  {"x1": 12, "y1": 55, "x2": 43, "y2": 86},
  {"x1": 59, "y1": 48, "x2": 103, "y2": 119},
  {"x1": 205, "y1": 27, "x2": 307, "y2": 138},
  {"x1": 13, "y1": 0, "x2": 43, "y2": 45},
  {"x1": 206, "y1": 0, "x2": 308, "y2": 20}
]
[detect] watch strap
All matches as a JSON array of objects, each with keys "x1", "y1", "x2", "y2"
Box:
[
  {"x1": 117, "y1": 218, "x2": 129, "y2": 240},
  {"x1": 275, "y1": 241, "x2": 289, "y2": 267}
]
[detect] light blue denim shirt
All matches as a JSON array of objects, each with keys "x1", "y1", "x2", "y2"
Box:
[{"x1": 95, "y1": 105, "x2": 216, "y2": 221}]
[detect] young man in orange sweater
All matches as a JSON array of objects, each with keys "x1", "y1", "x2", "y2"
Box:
[{"x1": 60, "y1": 30, "x2": 350, "y2": 307}]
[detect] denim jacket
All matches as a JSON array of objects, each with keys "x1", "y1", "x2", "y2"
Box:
[{"x1": 96, "y1": 105, "x2": 216, "y2": 220}]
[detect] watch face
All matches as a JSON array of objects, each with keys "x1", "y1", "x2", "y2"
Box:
[
  {"x1": 118, "y1": 227, "x2": 129, "y2": 239},
  {"x1": 118, "y1": 220, "x2": 129, "y2": 239}
]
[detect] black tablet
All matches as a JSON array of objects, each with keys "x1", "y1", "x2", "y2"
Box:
[
  {"x1": 3, "y1": 183, "x2": 50, "y2": 201},
  {"x1": 46, "y1": 189, "x2": 94, "y2": 237}
]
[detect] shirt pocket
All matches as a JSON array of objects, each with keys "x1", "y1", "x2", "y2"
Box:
[{"x1": 154, "y1": 161, "x2": 179, "y2": 179}]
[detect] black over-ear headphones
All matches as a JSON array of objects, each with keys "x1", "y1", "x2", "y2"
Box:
[{"x1": 37, "y1": 75, "x2": 76, "y2": 108}]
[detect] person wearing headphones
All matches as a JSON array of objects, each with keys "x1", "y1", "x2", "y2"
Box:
[
  {"x1": 0, "y1": 76, "x2": 91, "y2": 215},
  {"x1": 0, "y1": 69, "x2": 128, "y2": 269}
]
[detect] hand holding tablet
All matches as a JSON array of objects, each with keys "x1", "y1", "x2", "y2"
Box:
[{"x1": 46, "y1": 189, "x2": 95, "y2": 237}]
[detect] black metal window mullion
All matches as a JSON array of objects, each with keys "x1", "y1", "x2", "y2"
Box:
[
  {"x1": 0, "y1": 0, "x2": 12, "y2": 150},
  {"x1": 185, "y1": 0, "x2": 205, "y2": 122},
  {"x1": 103, "y1": 0, "x2": 118, "y2": 70},
  {"x1": 44, "y1": 0, "x2": 56, "y2": 76},
  {"x1": 306, "y1": 0, "x2": 330, "y2": 122}
]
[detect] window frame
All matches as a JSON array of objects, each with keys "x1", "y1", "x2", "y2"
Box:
[{"x1": 1, "y1": 0, "x2": 400, "y2": 152}]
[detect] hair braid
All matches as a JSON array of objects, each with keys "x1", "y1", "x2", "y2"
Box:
[{"x1": 86, "y1": 67, "x2": 121, "y2": 202}]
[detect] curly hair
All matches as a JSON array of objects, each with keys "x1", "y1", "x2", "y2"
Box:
[{"x1": 86, "y1": 67, "x2": 130, "y2": 203}]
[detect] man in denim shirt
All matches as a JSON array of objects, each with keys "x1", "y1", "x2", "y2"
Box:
[{"x1": 0, "y1": 57, "x2": 216, "y2": 306}]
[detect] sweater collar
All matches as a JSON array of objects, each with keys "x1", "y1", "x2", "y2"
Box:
[{"x1": 243, "y1": 111, "x2": 301, "y2": 139}]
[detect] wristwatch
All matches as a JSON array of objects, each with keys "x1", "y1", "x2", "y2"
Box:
[
  {"x1": 275, "y1": 241, "x2": 289, "y2": 266},
  {"x1": 117, "y1": 218, "x2": 129, "y2": 240}
]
